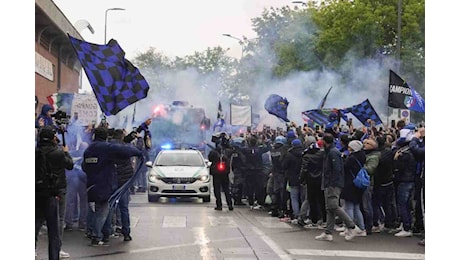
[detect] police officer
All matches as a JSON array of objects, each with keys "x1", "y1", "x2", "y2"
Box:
[{"x1": 208, "y1": 133, "x2": 234, "y2": 211}]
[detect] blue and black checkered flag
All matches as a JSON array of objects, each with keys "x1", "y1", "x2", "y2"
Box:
[
  {"x1": 342, "y1": 99, "x2": 383, "y2": 126},
  {"x1": 68, "y1": 35, "x2": 150, "y2": 116},
  {"x1": 301, "y1": 108, "x2": 347, "y2": 126}
]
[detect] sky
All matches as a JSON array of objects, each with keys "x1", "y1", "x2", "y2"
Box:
[{"x1": 53, "y1": 0, "x2": 290, "y2": 60}]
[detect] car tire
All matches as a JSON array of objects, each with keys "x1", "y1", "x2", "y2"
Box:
[
  {"x1": 202, "y1": 196, "x2": 211, "y2": 203},
  {"x1": 148, "y1": 195, "x2": 160, "y2": 202}
]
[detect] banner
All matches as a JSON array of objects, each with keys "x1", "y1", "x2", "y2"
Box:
[
  {"x1": 230, "y1": 104, "x2": 252, "y2": 126},
  {"x1": 71, "y1": 94, "x2": 99, "y2": 126},
  {"x1": 388, "y1": 70, "x2": 425, "y2": 113}
]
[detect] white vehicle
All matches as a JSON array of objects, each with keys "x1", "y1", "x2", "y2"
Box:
[{"x1": 146, "y1": 149, "x2": 211, "y2": 202}]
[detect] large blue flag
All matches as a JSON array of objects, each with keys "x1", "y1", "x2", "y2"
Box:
[
  {"x1": 68, "y1": 35, "x2": 150, "y2": 116},
  {"x1": 388, "y1": 70, "x2": 425, "y2": 113},
  {"x1": 342, "y1": 99, "x2": 383, "y2": 126},
  {"x1": 264, "y1": 94, "x2": 289, "y2": 122}
]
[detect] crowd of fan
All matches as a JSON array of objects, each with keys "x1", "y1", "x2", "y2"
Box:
[
  {"x1": 35, "y1": 103, "x2": 424, "y2": 259},
  {"x1": 215, "y1": 118, "x2": 425, "y2": 245}
]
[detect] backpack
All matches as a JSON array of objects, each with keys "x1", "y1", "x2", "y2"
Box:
[
  {"x1": 351, "y1": 157, "x2": 370, "y2": 189},
  {"x1": 35, "y1": 147, "x2": 58, "y2": 197}
]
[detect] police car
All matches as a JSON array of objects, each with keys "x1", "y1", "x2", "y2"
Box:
[{"x1": 146, "y1": 149, "x2": 211, "y2": 202}]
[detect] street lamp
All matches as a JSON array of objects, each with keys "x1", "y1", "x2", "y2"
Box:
[
  {"x1": 222, "y1": 34, "x2": 244, "y2": 59},
  {"x1": 104, "y1": 7, "x2": 125, "y2": 44},
  {"x1": 292, "y1": 1, "x2": 307, "y2": 6}
]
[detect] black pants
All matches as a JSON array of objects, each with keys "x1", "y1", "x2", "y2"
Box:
[
  {"x1": 213, "y1": 175, "x2": 233, "y2": 208},
  {"x1": 245, "y1": 173, "x2": 265, "y2": 206},
  {"x1": 307, "y1": 182, "x2": 326, "y2": 223},
  {"x1": 35, "y1": 196, "x2": 61, "y2": 260},
  {"x1": 373, "y1": 184, "x2": 397, "y2": 228},
  {"x1": 413, "y1": 176, "x2": 424, "y2": 230}
]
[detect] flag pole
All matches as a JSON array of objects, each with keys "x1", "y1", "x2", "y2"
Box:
[{"x1": 131, "y1": 103, "x2": 137, "y2": 130}]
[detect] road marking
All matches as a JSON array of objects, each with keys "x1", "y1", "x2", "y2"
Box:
[
  {"x1": 162, "y1": 216, "x2": 186, "y2": 227},
  {"x1": 251, "y1": 226, "x2": 293, "y2": 260},
  {"x1": 255, "y1": 216, "x2": 293, "y2": 228},
  {"x1": 192, "y1": 227, "x2": 217, "y2": 260},
  {"x1": 287, "y1": 249, "x2": 425, "y2": 259},
  {"x1": 208, "y1": 216, "x2": 238, "y2": 227}
]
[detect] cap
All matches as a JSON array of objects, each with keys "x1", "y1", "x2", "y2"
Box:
[{"x1": 348, "y1": 140, "x2": 363, "y2": 152}]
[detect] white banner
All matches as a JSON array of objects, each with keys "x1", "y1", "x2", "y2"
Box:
[
  {"x1": 35, "y1": 52, "x2": 54, "y2": 81},
  {"x1": 71, "y1": 94, "x2": 99, "y2": 126},
  {"x1": 230, "y1": 104, "x2": 251, "y2": 126}
]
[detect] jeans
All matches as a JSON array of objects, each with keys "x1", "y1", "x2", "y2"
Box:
[
  {"x1": 58, "y1": 190, "x2": 66, "y2": 241},
  {"x1": 289, "y1": 186, "x2": 301, "y2": 218},
  {"x1": 344, "y1": 200, "x2": 365, "y2": 230},
  {"x1": 35, "y1": 196, "x2": 61, "y2": 260},
  {"x1": 65, "y1": 170, "x2": 87, "y2": 228},
  {"x1": 361, "y1": 186, "x2": 373, "y2": 233},
  {"x1": 324, "y1": 186, "x2": 355, "y2": 234},
  {"x1": 373, "y1": 184, "x2": 397, "y2": 228},
  {"x1": 298, "y1": 184, "x2": 310, "y2": 220},
  {"x1": 93, "y1": 201, "x2": 110, "y2": 241},
  {"x1": 397, "y1": 182, "x2": 415, "y2": 232},
  {"x1": 118, "y1": 191, "x2": 131, "y2": 236}
]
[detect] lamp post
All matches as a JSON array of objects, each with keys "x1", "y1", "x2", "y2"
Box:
[
  {"x1": 222, "y1": 34, "x2": 244, "y2": 59},
  {"x1": 292, "y1": 1, "x2": 307, "y2": 6},
  {"x1": 104, "y1": 7, "x2": 125, "y2": 44}
]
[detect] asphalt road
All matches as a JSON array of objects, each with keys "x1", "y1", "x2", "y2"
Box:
[{"x1": 36, "y1": 193, "x2": 425, "y2": 260}]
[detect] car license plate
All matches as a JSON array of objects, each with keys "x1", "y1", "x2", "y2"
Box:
[{"x1": 172, "y1": 185, "x2": 186, "y2": 190}]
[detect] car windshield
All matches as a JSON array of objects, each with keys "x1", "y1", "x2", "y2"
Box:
[{"x1": 156, "y1": 152, "x2": 204, "y2": 167}]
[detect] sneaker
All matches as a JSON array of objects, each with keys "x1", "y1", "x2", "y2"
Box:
[
  {"x1": 110, "y1": 233, "x2": 120, "y2": 239},
  {"x1": 124, "y1": 234, "x2": 132, "y2": 241},
  {"x1": 356, "y1": 229, "x2": 367, "y2": 237},
  {"x1": 345, "y1": 226, "x2": 360, "y2": 241},
  {"x1": 252, "y1": 205, "x2": 263, "y2": 210},
  {"x1": 315, "y1": 232, "x2": 333, "y2": 241},
  {"x1": 78, "y1": 226, "x2": 87, "y2": 232},
  {"x1": 229, "y1": 206, "x2": 234, "y2": 211},
  {"x1": 63, "y1": 226, "x2": 73, "y2": 232},
  {"x1": 389, "y1": 223, "x2": 404, "y2": 234},
  {"x1": 290, "y1": 219, "x2": 299, "y2": 225},
  {"x1": 214, "y1": 207, "x2": 222, "y2": 211},
  {"x1": 339, "y1": 230, "x2": 347, "y2": 236},
  {"x1": 297, "y1": 218, "x2": 306, "y2": 226},
  {"x1": 304, "y1": 223, "x2": 318, "y2": 229},
  {"x1": 395, "y1": 230, "x2": 413, "y2": 237},
  {"x1": 372, "y1": 224, "x2": 384, "y2": 233},
  {"x1": 279, "y1": 217, "x2": 291, "y2": 223},
  {"x1": 91, "y1": 240, "x2": 110, "y2": 246},
  {"x1": 59, "y1": 250, "x2": 70, "y2": 258},
  {"x1": 418, "y1": 239, "x2": 425, "y2": 246},
  {"x1": 335, "y1": 225, "x2": 346, "y2": 232}
]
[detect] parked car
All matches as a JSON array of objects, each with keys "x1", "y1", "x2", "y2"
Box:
[{"x1": 146, "y1": 149, "x2": 211, "y2": 202}]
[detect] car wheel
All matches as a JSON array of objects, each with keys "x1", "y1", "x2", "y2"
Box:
[
  {"x1": 202, "y1": 195, "x2": 211, "y2": 203},
  {"x1": 148, "y1": 195, "x2": 160, "y2": 202}
]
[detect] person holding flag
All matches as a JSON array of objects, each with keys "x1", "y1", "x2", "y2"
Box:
[{"x1": 82, "y1": 127, "x2": 143, "y2": 246}]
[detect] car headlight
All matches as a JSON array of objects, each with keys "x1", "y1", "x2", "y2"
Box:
[
  {"x1": 148, "y1": 174, "x2": 160, "y2": 183},
  {"x1": 198, "y1": 175, "x2": 210, "y2": 182}
]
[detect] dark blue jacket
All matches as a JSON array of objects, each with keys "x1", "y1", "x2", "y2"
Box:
[
  {"x1": 341, "y1": 150, "x2": 366, "y2": 203},
  {"x1": 82, "y1": 140, "x2": 142, "y2": 202},
  {"x1": 282, "y1": 145, "x2": 304, "y2": 187},
  {"x1": 393, "y1": 143, "x2": 417, "y2": 183},
  {"x1": 322, "y1": 145, "x2": 345, "y2": 189}
]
